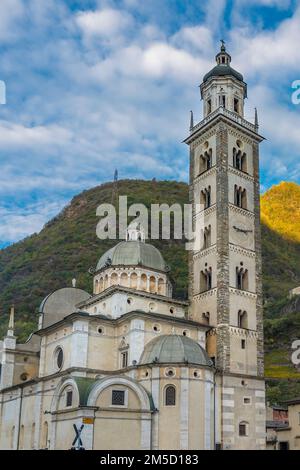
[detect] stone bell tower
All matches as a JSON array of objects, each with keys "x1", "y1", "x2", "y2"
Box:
[{"x1": 184, "y1": 42, "x2": 266, "y2": 450}]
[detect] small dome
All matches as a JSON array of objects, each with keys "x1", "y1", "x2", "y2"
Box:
[
  {"x1": 39, "y1": 287, "x2": 90, "y2": 329},
  {"x1": 139, "y1": 335, "x2": 213, "y2": 367},
  {"x1": 96, "y1": 241, "x2": 168, "y2": 273},
  {"x1": 203, "y1": 64, "x2": 244, "y2": 83}
]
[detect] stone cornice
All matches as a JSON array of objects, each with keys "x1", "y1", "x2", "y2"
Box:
[{"x1": 78, "y1": 285, "x2": 188, "y2": 308}]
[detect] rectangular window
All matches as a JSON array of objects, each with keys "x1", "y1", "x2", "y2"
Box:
[
  {"x1": 244, "y1": 397, "x2": 251, "y2": 404},
  {"x1": 66, "y1": 391, "x2": 73, "y2": 407},
  {"x1": 121, "y1": 351, "x2": 128, "y2": 368},
  {"x1": 279, "y1": 441, "x2": 289, "y2": 450},
  {"x1": 239, "y1": 423, "x2": 247, "y2": 436},
  {"x1": 234, "y1": 98, "x2": 239, "y2": 113},
  {"x1": 241, "y1": 339, "x2": 246, "y2": 349},
  {"x1": 112, "y1": 390, "x2": 125, "y2": 406}
]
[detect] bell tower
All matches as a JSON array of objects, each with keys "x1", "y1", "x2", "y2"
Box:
[{"x1": 185, "y1": 42, "x2": 266, "y2": 450}]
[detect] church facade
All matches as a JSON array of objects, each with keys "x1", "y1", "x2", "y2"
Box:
[{"x1": 0, "y1": 44, "x2": 266, "y2": 450}]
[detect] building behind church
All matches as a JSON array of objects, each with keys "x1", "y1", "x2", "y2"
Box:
[{"x1": 0, "y1": 44, "x2": 266, "y2": 450}]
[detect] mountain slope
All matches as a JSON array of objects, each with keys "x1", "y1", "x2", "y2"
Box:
[{"x1": 0, "y1": 179, "x2": 300, "y2": 403}]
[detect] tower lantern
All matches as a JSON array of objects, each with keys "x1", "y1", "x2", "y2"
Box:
[{"x1": 200, "y1": 42, "x2": 247, "y2": 118}]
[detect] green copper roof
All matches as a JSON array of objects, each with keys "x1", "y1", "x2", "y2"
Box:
[
  {"x1": 73, "y1": 377, "x2": 97, "y2": 406},
  {"x1": 96, "y1": 241, "x2": 168, "y2": 272},
  {"x1": 139, "y1": 335, "x2": 213, "y2": 367}
]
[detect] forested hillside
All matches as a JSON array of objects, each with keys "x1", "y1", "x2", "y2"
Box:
[{"x1": 0, "y1": 179, "x2": 299, "y2": 403}]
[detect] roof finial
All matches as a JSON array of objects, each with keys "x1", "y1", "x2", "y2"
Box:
[
  {"x1": 126, "y1": 221, "x2": 145, "y2": 242},
  {"x1": 220, "y1": 39, "x2": 226, "y2": 51},
  {"x1": 7, "y1": 305, "x2": 15, "y2": 337},
  {"x1": 254, "y1": 107, "x2": 259, "y2": 131},
  {"x1": 189, "y1": 110, "x2": 194, "y2": 132}
]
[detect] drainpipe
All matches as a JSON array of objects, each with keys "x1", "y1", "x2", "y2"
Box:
[{"x1": 16, "y1": 386, "x2": 24, "y2": 450}]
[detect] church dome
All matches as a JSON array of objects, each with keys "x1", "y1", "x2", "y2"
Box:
[
  {"x1": 139, "y1": 335, "x2": 213, "y2": 367},
  {"x1": 96, "y1": 241, "x2": 169, "y2": 273},
  {"x1": 203, "y1": 64, "x2": 244, "y2": 83}
]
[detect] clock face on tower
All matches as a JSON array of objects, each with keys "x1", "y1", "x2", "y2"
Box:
[{"x1": 231, "y1": 220, "x2": 254, "y2": 248}]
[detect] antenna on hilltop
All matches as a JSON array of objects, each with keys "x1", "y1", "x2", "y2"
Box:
[{"x1": 111, "y1": 168, "x2": 119, "y2": 205}]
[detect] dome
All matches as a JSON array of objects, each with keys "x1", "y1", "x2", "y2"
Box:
[
  {"x1": 39, "y1": 287, "x2": 91, "y2": 329},
  {"x1": 139, "y1": 335, "x2": 213, "y2": 367},
  {"x1": 96, "y1": 241, "x2": 169, "y2": 273},
  {"x1": 203, "y1": 64, "x2": 244, "y2": 83}
]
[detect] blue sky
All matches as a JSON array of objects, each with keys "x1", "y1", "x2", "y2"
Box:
[{"x1": 0, "y1": 0, "x2": 300, "y2": 247}]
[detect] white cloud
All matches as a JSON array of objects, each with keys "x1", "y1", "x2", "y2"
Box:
[
  {"x1": 0, "y1": 0, "x2": 25, "y2": 41},
  {"x1": 0, "y1": 200, "x2": 67, "y2": 244},
  {"x1": 231, "y1": 7, "x2": 300, "y2": 75},
  {"x1": 0, "y1": 121, "x2": 73, "y2": 149},
  {"x1": 76, "y1": 8, "x2": 133, "y2": 37},
  {"x1": 172, "y1": 25, "x2": 214, "y2": 54},
  {"x1": 236, "y1": 0, "x2": 292, "y2": 7}
]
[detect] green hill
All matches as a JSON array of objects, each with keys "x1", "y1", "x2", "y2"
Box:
[{"x1": 0, "y1": 179, "x2": 299, "y2": 403}]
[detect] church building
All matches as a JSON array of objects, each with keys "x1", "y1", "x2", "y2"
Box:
[{"x1": 0, "y1": 44, "x2": 266, "y2": 450}]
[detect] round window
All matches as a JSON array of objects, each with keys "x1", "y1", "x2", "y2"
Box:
[
  {"x1": 55, "y1": 347, "x2": 64, "y2": 370},
  {"x1": 165, "y1": 368, "x2": 175, "y2": 377},
  {"x1": 149, "y1": 302, "x2": 156, "y2": 312}
]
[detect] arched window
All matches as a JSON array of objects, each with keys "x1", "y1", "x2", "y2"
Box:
[
  {"x1": 99, "y1": 277, "x2": 104, "y2": 292},
  {"x1": 19, "y1": 425, "x2": 25, "y2": 449},
  {"x1": 31, "y1": 423, "x2": 35, "y2": 449},
  {"x1": 10, "y1": 426, "x2": 15, "y2": 449},
  {"x1": 130, "y1": 272, "x2": 138, "y2": 289},
  {"x1": 149, "y1": 276, "x2": 156, "y2": 293},
  {"x1": 233, "y1": 149, "x2": 247, "y2": 172},
  {"x1": 207, "y1": 99, "x2": 212, "y2": 115},
  {"x1": 158, "y1": 278, "x2": 164, "y2": 295},
  {"x1": 236, "y1": 267, "x2": 248, "y2": 291},
  {"x1": 200, "y1": 267, "x2": 212, "y2": 292},
  {"x1": 199, "y1": 149, "x2": 212, "y2": 174},
  {"x1": 200, "y1": 186, "x2": 211, "y2": 209},
  {"x1": 110, "y1": 272, "x2": 118, "y2": 286},
  {"x1": 234, "y1": 97, "x2": 239, "y2": 114},
  {"x1": 41, "y1": 422, "x2": 48, "y2": 449},
  {"x1": 202, "y1": 312, "x2": 210, "y2": 325},
  {"x1": 120, "y1": 273, "x2": 128, "y2": 287},
  {"x1": 234, "y1": 185, "x2": 247, "y2": 209},
  {"x1": 165, "y1": 385, "x2": 176, "y2": 406},
  {"x1": 203, "y1": 225, "x2": 211, "y2": 250},
  {"x1": 238, "y1": 310, "x2": 248, "y2": 329},
  {"x1": 141, "y1": 274, "x2": 147, "y2": 291},
  {"x1": 95, "y1": 279, "x2": 99, "y2": 294}
]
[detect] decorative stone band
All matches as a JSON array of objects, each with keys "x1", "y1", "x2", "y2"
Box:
[
  {"x1": 228, "y1": 326, "x2": 258, "y2": 339},
  {"x1": 193, "y1": 287, "x2": 218, "y2": 301},
  {"x1": 193, "y1": 245, "x2": 217, "y2": 259},
  {"x1": 194, "y1": 166, "x2": 216, "y2": 185},
  {"x1": 229, "y1": 203, "x2": 255, "y2": 219},
  {"x1": 207, "y1": 327, "x2": 258, "y2": 339},
  {"x1": 229, "y1": 287, "x2": 257, "y2": 299},
  {"x1": 190, "y1": 107, "x2": 256, "y2": 135},
  {"x1": 229, "y1": 245, "x2": 256, "y2": 258},
  {"x1": 228, "y1": 166, "x2": 255, "y2": 183},
  {"x1": 193, "y1": 204, "x2": 216, "y2": 219}
]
